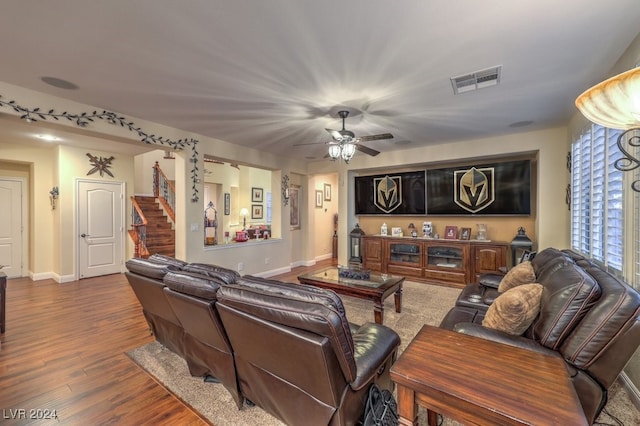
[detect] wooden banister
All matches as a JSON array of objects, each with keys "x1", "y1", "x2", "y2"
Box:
[
  {"x1": 153, "y1": 162, "x2": 176, "y2": 222},
  {"x1": 129, "y1": 196, "x2": 149, "y2": 258}
]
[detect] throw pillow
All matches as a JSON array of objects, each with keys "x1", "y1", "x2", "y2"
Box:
[
  {"x1": 482, "y1": 283, "x2": 543, "y2": 335},
  {"x1": 498, "y1": 261, "x2": 536, "y2": 292}
]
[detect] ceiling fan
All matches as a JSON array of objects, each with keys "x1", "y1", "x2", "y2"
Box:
[{"x1": 295, "y1": 110, "x2": 394, "y2": 160}]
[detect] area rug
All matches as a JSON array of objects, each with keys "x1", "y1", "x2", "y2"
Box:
[{"x1": 127, "y1": 281, "x2": 639, "y2": 425}]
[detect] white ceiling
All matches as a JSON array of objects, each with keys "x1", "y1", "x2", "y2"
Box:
[{"x1": 1, "y1": 1, "x2": 639, "y2": 161}]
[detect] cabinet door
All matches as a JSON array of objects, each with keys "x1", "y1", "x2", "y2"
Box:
[
  {"x1": 474, "y1": 244, "x2": 507, "y2": 276},
  {"x1": 362, "y1": 237, "x2": 383, "y2": 271},
  {"x1": 423, "y1": 242, "x2": 470, "y2": 286},
  {"x1": 388, "y1": 242, "x2": 422, "y2": 267}
]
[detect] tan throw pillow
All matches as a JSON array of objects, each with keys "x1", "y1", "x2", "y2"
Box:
[
  {"x1": 482, "y1": 283, "x2": 543, "y2": 335},
  {"x1": 498, "y1": 261, "x2": 536, "y2": 292}
]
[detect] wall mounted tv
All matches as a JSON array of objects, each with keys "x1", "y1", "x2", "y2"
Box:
[
  {"x1": 354, "y1": 170, "x2": 426, "y2": 215},
  {"x1": 426, "y1": 159, "x2": 531, "y2": 215}
]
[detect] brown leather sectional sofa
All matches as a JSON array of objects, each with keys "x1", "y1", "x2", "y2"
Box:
[
  {"x1": 440, "y1": 247, "x2": 640, "y2": 424},
  {"x1": 125, "y1": 254, "x2": 400, "y2": 425}
]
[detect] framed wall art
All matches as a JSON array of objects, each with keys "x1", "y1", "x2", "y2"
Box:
[
  {"x1": 315, "y1": 190, "x2": 323, "y2": 208},
  {"x1": 224, "y1": 192, "x2": 230, "y2": 215},
  {"x1": 324, "y1": 183, "x2": 331, "y2": 201},
  {"x1": 252, "y1": 187, "x2": 264, "y2": 203},
  {"x1": 290, "y1": 184, "x2": 301, "y2": 230},
  {"x1": 252, "y1": 204, "x2": 263, "y2": 219}
]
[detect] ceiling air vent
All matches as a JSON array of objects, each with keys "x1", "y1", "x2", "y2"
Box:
[{"x1": 451, "y1": 65, "x2": 502, "y2": 95}]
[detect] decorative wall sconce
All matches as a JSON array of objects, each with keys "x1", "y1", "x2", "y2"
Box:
[
  {"x1": 49, "y1": 186, "x2": 59, "y2": 210},
  {"x1": 282, "y1": 174, "x2": 290, "y2": 206},
  {"x1": 575, "y1": 66, "x2": 640, "y2": 191}
]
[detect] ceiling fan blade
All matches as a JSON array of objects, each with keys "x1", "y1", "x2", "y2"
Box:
[
  {"x1": 355, "y1": 144, "x2": 380, "y2": 156},
  {"x1": 292, "y1": 141, "x2": 328, "y2": 146},
  {"x1": 325, "y1": 128, "x2": 343, "y2": 141},
  {"x1": 359, "y1": 133, "x2": 394, "y2": 142}
]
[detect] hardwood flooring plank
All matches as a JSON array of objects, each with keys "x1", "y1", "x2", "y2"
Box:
[{"x1": 0, "y1": 260, "x2": 333, "y2": 425}]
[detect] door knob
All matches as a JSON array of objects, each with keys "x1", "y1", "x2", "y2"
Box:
[{"x1": 81, "y1": 233, "x2": 90, "y2": 238}]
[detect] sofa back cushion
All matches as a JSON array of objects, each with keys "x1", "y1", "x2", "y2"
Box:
[
  {"x1": 148, "y1": 254, "x2": 187, "y2": 269},
  {"x1": 532, "y1": 262, "x2": 601, "y2": 350},
  {"x1": 559, "y1": 263, "x2": 640, "y2": 386},
  {"x1": 217, "y1": 279, "x2": 357, "y2": 381},
  {"x1": 125, "y1": 257, "x2": 180, "y2": 280},
  {"x1": 531, "y1": 247, "x2": 573, "y2": 283},
  {"x1": 183, "y1": 263, "x2": 240, "y2": 284},
  {"x1": 163, "y1": 271, "x2": 224, "y2": 301}
]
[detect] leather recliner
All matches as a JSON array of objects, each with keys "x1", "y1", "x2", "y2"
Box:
[
  {"x1": 162, "y1": 269, "x2": 243, "y2": 409},
  {"x1": 440, "y1": 247, "x2": 640, "y2": 424},
  {"x1": 125, "y1": 256, "x2": 186, "y2": 357},
  {"x1": 216, "y1": 277, "x2": 401, "y2": 426}
]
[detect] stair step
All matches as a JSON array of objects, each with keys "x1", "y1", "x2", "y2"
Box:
[{"x1": 132, "y1": 195, "x2": 175, "y2": 257}]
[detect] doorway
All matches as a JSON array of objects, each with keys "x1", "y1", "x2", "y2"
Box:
[
  {"x1": 0, "y1": 178, "x2": 28, "y2": 278},
  {"x1": 77, "y1": 179, "x2": 124, "y2": 279}
]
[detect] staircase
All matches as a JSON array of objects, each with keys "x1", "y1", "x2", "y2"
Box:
[{"x1": 134, "y1": 196, "x2": 175, "y2": 257}]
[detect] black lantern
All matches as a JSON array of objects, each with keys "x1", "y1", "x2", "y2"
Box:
[
  {"x1": 349, "y1": 224, "x2": 365, "y2": 265},
  {"x1": 511, "y1": 227, "x2": 533, "y2": 267}
]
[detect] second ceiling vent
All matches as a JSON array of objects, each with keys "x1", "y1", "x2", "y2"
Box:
[{"x1": 451, "y1": 65, "x2": 502, "y2": 95}]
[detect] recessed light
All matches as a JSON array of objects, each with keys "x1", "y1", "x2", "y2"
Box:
[
  {"x1": 35, "y1": 134, "x2": 60, "y2": 141},
  {"x1": 40, "y1": 76, "x2": 79, "y2": 90}
]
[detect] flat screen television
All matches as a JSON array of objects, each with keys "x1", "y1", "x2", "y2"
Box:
[
  {"x1": 354, "y1": 170, "x2": 426, "y2": 215},
  {"x1": 425, "y1": 159, "x2": 531, "y2": 215}
]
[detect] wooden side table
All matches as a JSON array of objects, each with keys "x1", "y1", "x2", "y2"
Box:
[{"x1": 390, "y1": 325, "x2": 587, "y2": 425}]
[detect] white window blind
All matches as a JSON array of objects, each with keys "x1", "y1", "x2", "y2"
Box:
[{"x1": 570, "y1": 124, "x2": 623, "y2": 273}]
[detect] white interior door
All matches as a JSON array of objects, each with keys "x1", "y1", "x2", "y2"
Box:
[
  {"x1": 78, "y1": 180, "x2": 124, "y2": 279},
  {"x1": 0, "y1": 179, "x2": 26, "y2": 278}
]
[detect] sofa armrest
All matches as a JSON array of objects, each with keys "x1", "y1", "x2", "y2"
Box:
[
  {"x1": 351, "y1": 323, "x2": 401, "y2": 390},
  {"x1": 453, "y1": 322, "x2": 558, "y2": 357},
  {"x1": 478, "y1": 273, "x2": 503, "y2": 289}
]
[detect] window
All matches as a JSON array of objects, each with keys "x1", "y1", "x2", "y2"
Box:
[{"x1": 571, "y1": 124, "x2": 623, "y2": 273}]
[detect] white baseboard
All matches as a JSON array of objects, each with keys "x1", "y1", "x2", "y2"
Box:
[
  {"x1": 255, "y1": 265, "x2": 292, "y2": 278},
  {"x1": 315, "y1": 253, "x2": 333, "y2": 262},
  {"x1": 619, "y1": 372, "x2": 640, "y2": 411},
  {"x1": 291, "y1": 259, "x2": 316, "y2": 268},
  {"x1": 30, "y1": 271, "x2": 55, "y2": 281}
]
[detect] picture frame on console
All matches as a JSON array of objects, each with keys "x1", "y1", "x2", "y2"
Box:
[
  {"x1": 444, "y1": 226, "x2": 458, "y2": 240},
  {"x1": 460, "y1": 227, "x2": 471, "y2": 240}
]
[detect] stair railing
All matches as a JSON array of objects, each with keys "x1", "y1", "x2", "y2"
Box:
[
  {"x1": 153, "y1": 161, "x2": 176, "y2": 222},
  {"x1": 129, "y1": 196, "x2": 149, "y2": 258}
]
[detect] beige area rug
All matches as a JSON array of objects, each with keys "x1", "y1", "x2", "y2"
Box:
[{"x1": 127, "y1": 281, "x2": 639, "y2": 426}]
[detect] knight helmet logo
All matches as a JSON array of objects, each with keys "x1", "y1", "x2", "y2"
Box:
[
  {"x1": 374, "y1": 175, "x2": 402, "y2": 213},
  {"x1": 453, "y1": 167, "x2": 495, "y2": 213}
]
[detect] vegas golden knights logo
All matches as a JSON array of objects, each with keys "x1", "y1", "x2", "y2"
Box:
[
  {"x1": 453, "y1": 167, "x2": 495, "y2": 213},
  {"x1": 374, "y1": 175, "x2": 402, "y2": 213}
]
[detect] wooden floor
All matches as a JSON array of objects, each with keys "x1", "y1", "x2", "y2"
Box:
[{"x1": 0, "y1": 260, "x2": 333, "y2": 425}]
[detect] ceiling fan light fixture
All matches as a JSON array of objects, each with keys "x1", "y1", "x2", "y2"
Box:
[
  {"x1": 328, "y1": 144, "x2": 342, "y2": 160},
  {"x1": 341, "y1": 142, "x2": 356, "y2": 162}
]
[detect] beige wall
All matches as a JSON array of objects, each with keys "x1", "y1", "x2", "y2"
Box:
[
  {"x1": 308, "y1": 126, "x2": 571, "y2": 266},
  {"x1": 134, "y1": 149, "x2": 176, "y2": 196},
  {"x1": 0, "y1": 143, "x2": 56, "y2": 277},
  {"x1": 0, "y1": 141, "x2": 136, "y2": 279}
]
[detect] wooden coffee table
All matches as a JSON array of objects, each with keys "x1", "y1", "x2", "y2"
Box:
[
  {"x1": 390, "y1": 325, "x2": 588, "y2": 425},
  {"x1": 297, "y1": 267, "x2": 404, "y2": 324}
]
